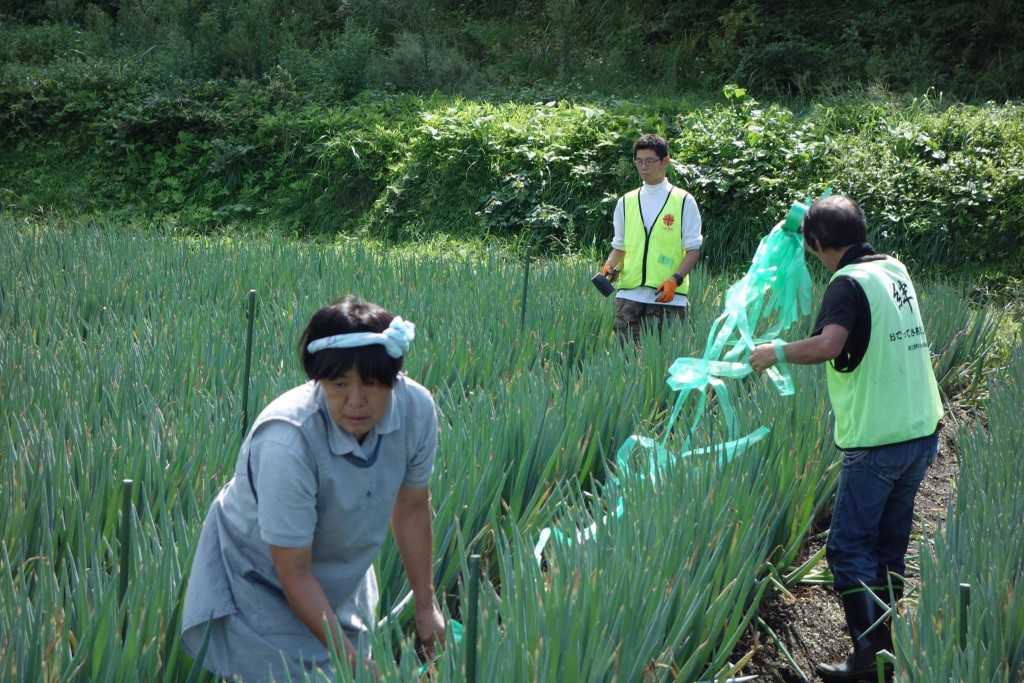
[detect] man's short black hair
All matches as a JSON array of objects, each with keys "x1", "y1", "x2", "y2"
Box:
[
  {"x1": 633, "y1": 134, "x2": 670, "y2": 160},
  {"x1": 801, "y1": 195, "x2": 868, "y2": 251}
]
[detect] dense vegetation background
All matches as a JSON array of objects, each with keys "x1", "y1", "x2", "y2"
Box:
[
  {"x1": 2, "y1": 0, "x2": 1023, "y2": 274},
  {"x1": 5, "y1": 0, "x2": 1022, "y2": 97}
]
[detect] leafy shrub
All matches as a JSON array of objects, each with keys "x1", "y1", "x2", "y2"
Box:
[
  {"x1": 0, "y1": 21, "x2": 83, "y2": 64},
  {"x1": 219, "y1": 0, "x2": 278, "y2": 78},
  {"x1": 318, "y1": 23, "x2": 378, "y2": 97},
  {"x1": 356, "y1": 99, "x2": 630, "y2": 248},
  {"x1": 381, "y1": 31, "x2": 476, "y2": 94},
  {"x1": 2, "y1": 60, "x2": 1023, "y2": 274}
]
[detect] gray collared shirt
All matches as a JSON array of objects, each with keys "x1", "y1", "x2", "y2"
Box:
[{"x1": 181, "y1": 375, "x2": 437, "y2": 680}]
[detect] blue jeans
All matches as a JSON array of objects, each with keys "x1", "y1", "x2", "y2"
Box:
[{"x1": 826, "y1": 431, "x2": 939, "y2": 592}]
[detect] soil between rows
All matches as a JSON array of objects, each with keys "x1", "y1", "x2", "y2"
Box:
[{"x1": 733, "y1": 412, "x2": 964, "y2": 682}]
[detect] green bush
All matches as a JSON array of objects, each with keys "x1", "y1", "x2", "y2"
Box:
[
  {"x1": 0, "y1": 21, "x2": 84, "y2": 64},
  {"x1": 382, "y1": 31, "x2": 476, "y2": 94},
  {"x1": 2, "y1": 56, "x2": 1023, "y2": 273}
]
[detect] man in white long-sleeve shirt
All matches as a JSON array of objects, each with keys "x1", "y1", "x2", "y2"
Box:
[{"x1": 599, "y1": 134, "x2": 704, "y2": 344}]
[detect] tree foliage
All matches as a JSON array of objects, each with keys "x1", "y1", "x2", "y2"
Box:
[{"x1": 2, "y1": 0, "x2": 1023, "y2": 98}]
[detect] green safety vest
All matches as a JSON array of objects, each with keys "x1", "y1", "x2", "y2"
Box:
[
  {"x1": 826, "y1": 258, "x2": 943, "y2": 449},
  {"x1": 618, "y1": 186, "x2": 689, "y2": 293}
]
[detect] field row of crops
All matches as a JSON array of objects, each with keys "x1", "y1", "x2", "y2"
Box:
[
  {"x1": 898, "y1": 342, "x2": 1024, "y2": 681},
  {"x1": 1, "y1": 214, "x2": 1019, "y2": 681}
]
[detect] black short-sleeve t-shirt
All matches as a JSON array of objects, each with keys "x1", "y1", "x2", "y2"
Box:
[{"x1": 812, "y1": 243, "x2": 888, "y2": 373}]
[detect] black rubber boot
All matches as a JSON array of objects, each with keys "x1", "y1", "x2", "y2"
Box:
[
  {"x1": 816, "y1": 590, "x2": 894, "y2": 682},
  {"x1": 874, "y1": 574, "x2": 904, "y2": 608}
]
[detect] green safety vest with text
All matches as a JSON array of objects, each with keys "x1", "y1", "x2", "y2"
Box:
[
  {"x1": 618, "y1": 186, "x2": 688, "y2": 293},
  {"x1": 826, "y1": 258, "x2": 943, "y2": 449}
]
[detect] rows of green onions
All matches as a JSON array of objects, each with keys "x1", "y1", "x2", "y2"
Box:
[
  {"x1": 894, "y1": 342, "x2": 1024, "y2": 681},
  {"x1": 0, "y1": 215, "x2": 1012, "y2": 681}
]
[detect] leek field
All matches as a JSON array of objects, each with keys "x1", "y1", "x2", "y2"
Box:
[{"x1": 2, "y1": 212, "x2": 1022, "y2": 682}]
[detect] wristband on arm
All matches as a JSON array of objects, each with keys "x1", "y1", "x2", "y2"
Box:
[{"x1": 766, "y1": 339, "x2": 795, "y2": 396}]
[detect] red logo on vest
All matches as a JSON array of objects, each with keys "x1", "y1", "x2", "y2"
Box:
[{"x1": 662, "y1": 214, "x2": 675, "y2": 228}]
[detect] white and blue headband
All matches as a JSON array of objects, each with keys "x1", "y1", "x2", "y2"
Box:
[{"x1": 306, "y1": 317, "x2": 415, "y2": 359}]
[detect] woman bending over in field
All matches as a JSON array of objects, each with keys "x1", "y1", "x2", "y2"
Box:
[{"x1": 181, "y1": 296, "x2": 444, "y2": 681}]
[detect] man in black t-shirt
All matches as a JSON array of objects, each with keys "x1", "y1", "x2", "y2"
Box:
[{"x1": 751, "y1": 195, "x2": 942, "y2": 682}]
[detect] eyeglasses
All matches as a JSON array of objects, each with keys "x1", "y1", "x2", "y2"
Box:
[{"x1": 634, "y1": 157, "x2": 664, "y2": 168}]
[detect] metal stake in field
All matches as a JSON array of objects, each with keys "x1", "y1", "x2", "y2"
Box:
[
  {"x1": 119, "y1": 478, "x2": 133, "y2": 640},
  {"x1": 241, "y1": 289, "x2": 256, "y2": 439},
  {"x1": 958, "y1": 582, "x2": 970, "y2": 649},
  {"x1": 466, "y1": 554, "x2": 481, "y2": 683}
]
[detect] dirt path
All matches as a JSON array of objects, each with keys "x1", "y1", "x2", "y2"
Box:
[{"x1": 735, "y1": 413, "x2": 964, "y2": 681}]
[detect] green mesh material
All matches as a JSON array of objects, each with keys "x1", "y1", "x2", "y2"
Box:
[
  {"x1": 448, "y1": 196, "x2": 823, "y2": 662},
  {"x1": 628, "y1": 192, "x2": 828, "y2": 468},
  {"x1": 537, "y1": 191, "x2": 828, "y2": 557}
]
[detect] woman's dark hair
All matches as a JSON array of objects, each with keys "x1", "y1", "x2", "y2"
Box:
[
  {"x1": 801, "y1": 195, "x2": 868, "y2": 251},
  {"x1": 299, "y1": 296, "x2": 402, "y2": 386},
  {"x1": 633, "y1": 133, "x2": 670, "y2": 160}
]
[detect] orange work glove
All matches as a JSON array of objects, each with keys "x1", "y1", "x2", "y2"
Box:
[
  {"x1": 600, "y1": 263, "x2": 619, "y2": 282},
  {"x1": 655, "y1": 275, "x2": 681, "y2": 303}
]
